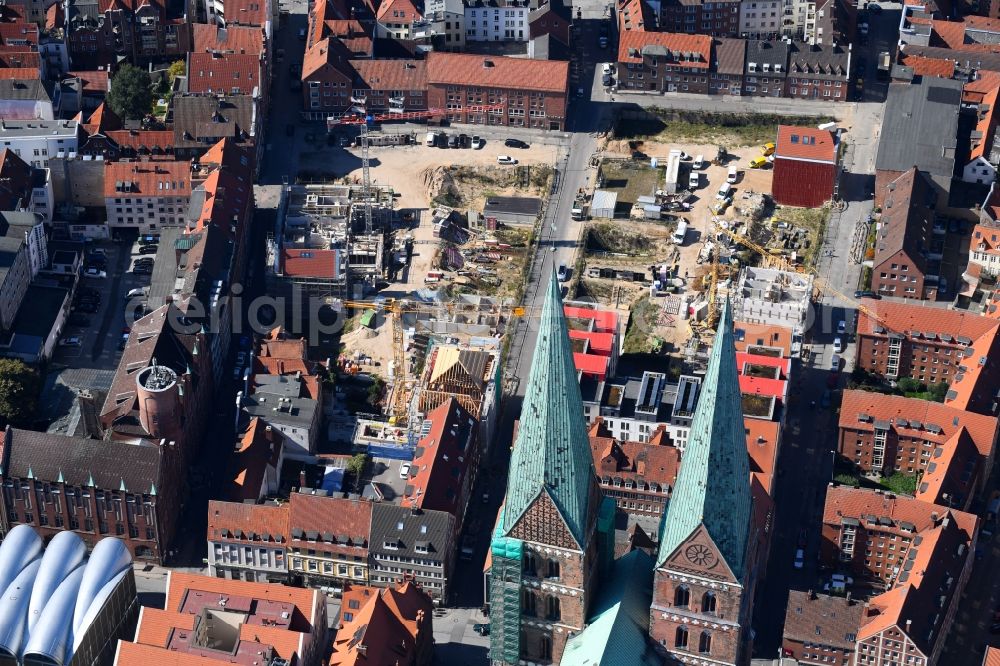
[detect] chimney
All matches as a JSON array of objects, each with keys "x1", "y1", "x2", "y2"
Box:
[
  {"x1": 931, "y1": 511, "x2": 939, "y2": 524},
  {"x1": 905, "y1": 619, "x2": 912, "y2": 633},
  {"x1": 846, "y1": 591, "x2": 852, "y2": 605},
  {"x1": 299, "y1": 469, "x2": 307, "y2": 488}
]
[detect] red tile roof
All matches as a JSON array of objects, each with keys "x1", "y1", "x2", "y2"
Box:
[
  {"x1": 191, "y1": 23, "x2": 265, "y2": 54},
  {"x1": 134, "y1": 607, "x2": 195, "y2": 647},
  {"x1": 402, "y1": 398, "x2": 476, "y2": 513},
  {"x1": 281, "y1": 248, "x2": 341, "y2": 278},
  {"x1": 617, "y1": 30, "x2": 711, "y2": 67},
  {"x1": 0, "y1": 51, "x2": 39, "y2": 69},
  {"x1": 351, "y1": 59, "x2": 426, "y2": 91},
  {"x1": 228, "y1": 417, "x2": 284, "y2": 501},
  {"x1": 746, "y1": 418, "x2": 779, "y2": 493},
  {"x1": 985, "y1": 646, "x2": 1000, "y2": 666},
  {"x1": 0, "y1": 22, "x2": 38, "y2": 47},
  {"x1": 971, "y1": 86, "x2": 1000, "y2": 162},
  {"x1": 823, "y1": 483, "x2": 978, "y2": 536},
  {"x1": 330, "y1": 582, "x2": 433, "y2": 666},
  {"x1": 930, "y1": 19, "x2": 966, "y2": 48},
  {"x1": 589, "y1": 421, "x2": 681, "y2": 491},
  {"x1": 165, "y1": 571, "x2": 320, "y2": 624},
  {"x1": 188, "y1": 51, "x2": 261, "y2": 95},
  {"x1": 323, "y1": 20, "x2": 372, "y2": 56},
  {"x1": 775, "y1": 125, "x2": 838, "y2": 163},
  {"x1": 105, "y1": 129, "x2": 174, "y2": 151},
  {"x1": 618, "y1": 0, "x2": 653, "y2": 32},
  {"x1": 857, "y1": 297, "x2": 997, "y2": 340},
  {"x1": 103, "y1": 160, "x2": 191, "y2": 198},
  {"x1": 426, "y1": 52, "x2": 569, "y2": 93},
  {"x1": 915, "y1": 426, "x2": 979, "y2": 506},
  {"x1": 839, "y1": 389, "x2": 998, "y2": 462},
  {"x1": 376, "y1": 0, "x2": 421, "y2": 23},
  {"x1": 68, "y1": 69, "x2": 110, "y2": 92},
  {"x1": 733, "y1": 321, "x2": 795, "y2": 355},
  {"x1": 288, "y1": 491, "x2": 372, "y2": 549},
  {"x1": 207, "y1": 498, "x2": 289, "y2": 543},
  {"x1": 899, "y1": 52, "x2": 956, "y2": 78},
  {"x1": 965, "y1": 71, "x2": 1000, "y2": 104},
  {"x1": 219, "y1": 0, "x2": 269, "y2": 26},
  {"x1": 0, "y1": 67, "x2": 35, "y2": 79}
]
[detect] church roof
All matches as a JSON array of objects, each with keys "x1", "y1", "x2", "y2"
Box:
[
  {"x1": 656, "y1": 299, "x2": 752, "y2": 575},
  {"x1": 501, "y1": 271, "x2": 596, "y2": 546}
]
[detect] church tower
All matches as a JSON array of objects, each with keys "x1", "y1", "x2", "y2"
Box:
[
  {"x1": 650, "y1": 298, "x2": 756, "y2": 665},
  {"x1": 489, "y1": 271, "x2": 613, "y2": 666}
]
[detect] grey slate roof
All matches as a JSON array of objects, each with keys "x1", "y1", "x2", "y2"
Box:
[
  {"x1": 243, "y1": 394, "x2": 317, "y2": 427},
  {"x1": 745, "y1": 40, "x2": 789, "y2": 76},
  {"x1": 171, "y1": 94, "x2": 256, "y2": 150},
  {"x1": 657, "y1": 298, "x2": 752, "y2": 575},
  {"x1": 1, "y1": 427, "x2": 162, "y2": 493},
  {"x1": 0, "y1": 79, "x2": 53, "y2": 103},
  {"x1": 787, "y1": 42, "x2": 850, "y2": 80},
  {"x1": 0, "y1": 235, "x2": 23, "y2": 288},
  {"x1": 875, "y1": 77, "x2": 962, "y2": 179},
  {"x1": 369, "y1": 503, "x2": 455, "y2": 561},
  {"x1": 501, "y1": 271, "x2": 597, "y2": 547}
]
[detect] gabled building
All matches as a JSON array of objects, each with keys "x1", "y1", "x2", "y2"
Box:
[
  {"x1": 743, "y1": 39, "x2": 788, "y2": 97},
  {"x1": 488, "y1": 273, "x2": 615, "y2": 665},
  {"x1": 781, "y1": 590, "x2": 864, "y2": 665},
  {"x1": 659, "y1": 0, "x2": 741, "y2": 36},
  {"x1": 375, "y1": 0, "x2": 422, "y2": 40},
  {"x1": 0, "y1": 148, "x2": 52, "y2": 223},
  {"x1": 170, "y1": 94, "x2": 261, "y2": 168},
  {"x1": 649, "y1": 299, "x2": 762, "y2": 665},
  {"x1": 187, "y1": 51, "x2": 263, "y2": 97},
  {"x1": 616, "y1": 31, "x2": 713, "y2": 95},
  {"x1": 837, "y1": 390, "x2": 997, "y2": 501},
  {"x1": 964, "y1": 86, "x2": 1000, "y2": 185},
  {"x1": 103, "y1": 160, "x2": 191, "y2": 232},
  {"x1": 771, "y1": 125, "x2": 839, "y2": 207},
  {"x1": 785, "y1": 42, "x2": 850, "y2": 102},
  {"x1": 331, "y1": 582, "x2": 435, "y2": 666},
  {"x1": 207, "y1": 499, "x2": 290, "y2": 582},
  {"x1": 0, "y1": 427, "x2": 180, "y2": 563},
  {"x1": 870, "y1": 168, "x2": 940, "y2": 301},
  {"x1": 589, "y1": 419, "x2": 680, "y2": 518},
  {"x1": 369, "y1": 503, "x2": 456, "y2": 601},
  {"x1": 710, "y1": 36, "x2": 746, "y2": 95},
  {"x1": 287, "y1": 490, "x2": 372, "y2": 592}
]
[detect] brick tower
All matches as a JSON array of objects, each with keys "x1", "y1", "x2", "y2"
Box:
[
  {"x1": 488, "y1": 271, "x2": 614, "y2": 666},
  {"x1": 650, "y1": 298, "x2": 757, "y2": 665}
]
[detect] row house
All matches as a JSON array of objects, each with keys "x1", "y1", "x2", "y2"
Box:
[
  {"x1": 854, "y1": 298, "x2": 1000, "y2": 415},
  {"x1": 785, "y1": 41, "x2": 850, "y2": 101},
  {"x1": 187, "y1": 50, "x2": 263, "y2": 97},
  {"x1": 616, "y1": 31, "x2": 712, "y2": 94},
  {"x1": 0, "y1": 427, "x2": 181, "y2": 563},
  {"x1": 743, "y1": 38, "x2": 788, "y2": 97},
  {"x1": 103, "y1": 160, "x2": 191, "y2": 232},
  {"x1": 870, "y1": 168, "x2": 940, "y2": 301},
  {"x1": 739, "y1": 0, "x2": 781, "y2": 38},
  {"x1": 465, "y1": 0, "x2": 531, "y2": 42},
  {"x1": 0, "y1": 121, "x2": 79, "y2": 169},
  {"x1": 426, "y1": 52, "x2": 568, "y2": 129},
  {"x1": 300, "y1": 37, "x2": 354, "y2": 118},
  {"x1": 963, "y1": 86, "x2": 1000, "y2": 185},
  {"x1": 588, "y1": 420, "x2": 680, "y2": 517},
  {"x1": 781, "y1": 590, "x2": 864, "y2": 665},
  {"x1": 207, "y1": 498, "x2": 290, "y2": 582},
  {"x1": 287, "y1": 490, "x2": 373, "y2": 593},
  {"x1": 349, "y1": 59, "x2": 427, "y2": 113},
  {"x1": 710, "y1": 35, "x2": 746, "y2": 94},
  {"x1": 838, "y1": 390, "x2": 998, "y2": 501},
  {"x1": 659, "y1": 0, "x2": 741, "y2": 37},
  {"x1": 820, "y1": 486, "x2": 978, "y2": 666},
  {"x1": 196, "y1": 0, "x2": 275, "y2": 29},
  {"x1": 332, "y1": 582, "x2": 435, "y2": 666},
  {"x1": 368, "y1": 503, "x2": 455, "y2": 601},
  {"x1": 376, "y1": 0, "x2": 422, "y2": 40},
  {"x1": 0, "y1": 213, "x2": 41, "y2": 335},
  {"x1": 969, "y1": 189, "x2": 1000, "y2": 279},
  {"x1": 170, "y1": 94, "x2": 261, "y2": 169},
  {"x1": 65, "y1": 0, "x2": 188, "y2": 67}
]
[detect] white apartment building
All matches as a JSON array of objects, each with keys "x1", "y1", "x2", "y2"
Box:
[
  {"x1": 0, "y1": 120, "x2": 79, "y2": 169},
  {"x1": 465, "y1": 3, "x2": 530, "y2": 41},
  {"x1": 103, "y1": 161, "x2": 192, "y2": 232},
  {"x1": 781, "y1": 0, "x2": 816, "y2": 38},
  {"x1": 740, "y1": 0, "x2": 781, "y2": 37}
]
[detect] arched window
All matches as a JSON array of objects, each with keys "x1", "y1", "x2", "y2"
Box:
[
  {"x1": 521, "y1": 590, "x2": 536, "y2": 615},
  {"x1": 546, "y1": 595, "x2": 561, "y2": 621},
  {"x1": 539, "y1": 635, "x2": 552, "y2": 660},
  {"x1": 547, "y1": 559, "x2": 561, "y2": 579},
  {"x1": 674, "y1": 585, "x2": 690, "y2": 608},
  {"x1": 523, "y1": 552, "x2": 537, "y2": 576},
  {"x1": 699, "y1": 631, "x2": 712, "y2": 654},
  {"x1": 702, "y1": 591, "x2": 717, "y2": 614},
  {"x1": 675, "y1": 626, "x2": 689, "y2": 649}
]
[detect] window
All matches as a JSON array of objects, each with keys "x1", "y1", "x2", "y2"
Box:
[
  {"x1": 702, "y1": 591, "x2": 717, "y2": 614},
  {"x1": 675, "y1": 626, "x2": 689, "y2": 649},
  {"x1": 674, "y1": 586, "x2": 690, "y2": 608},
  {"x1": 546, "y1": 595, "x2": 560, "y2": 620},
  {"x1": 699, "y1": 631, "x2": 712, "y2": 654},
  {"x1": 547, "y1": 559, "x2": 560, "y2": 579}
]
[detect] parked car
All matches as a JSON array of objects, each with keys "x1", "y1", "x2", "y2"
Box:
[
  {"x1": 458, "y1": 133, "x2": 469, "y2": 148},
  {"x1": 497, "y1": 155, "x2": 518, "y2": 165},
  {"x1": 830, "y1": 354, "x2": 842, "y2": 370},
  {"x1": 138, "y1": 244, "x2": 158, "y2": 254},
  {"x1": 833, "y1": 337, "x2": 843, "y2": 352},
  {"x1": 793, "y1": 549, "x2": 804, "y2": 569},
  {"x1": 399, "y1": 462, "x2": 412, "y2": 478},
  {"x1": 132, "y1": 265, "x2": 153, "y2": 275},
  {"x1": 59, "y1": 336, "x2": 82, "y2": 347},
  {"x1": 126, "y1": 288, "x2": 147, "y2": 299},
  {"x1": 602, "y1": 63, "x2": 613, "y2": 74},
  {"x1": 236, "y1": 351, "x2": 247, "y2": 367},
  {"x1": 119, "y1": 333, "x2": 130, "y2": 350},
  {"x1": 504, "y1": 138, "x2": 529, "y2": 149},
  {"x1": 837, "y1": 320, "x2": 846, "y2": 334},
  {"x1": 471, "y1": 136, "x2": 484, "y2": 149},
  {"x1": 83, "y1": 268, "x2": 107, "y2": 278},
  {"x1": 447, "y1": 134, "x2": 459, "y2": 148},
  {"x1": 557, "y1": 263, "x2": 568, "y2": 281},
  {"x1": 602, "y1": 73, "x2": 613, "y2": 86},
  {"x1": 761, "y1": 142, "x2": 776, "y2": 156}
]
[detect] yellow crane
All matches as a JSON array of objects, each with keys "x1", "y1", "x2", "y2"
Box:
[{"x1": 711, "y1": 221, "x2": 897, "y2": 335}]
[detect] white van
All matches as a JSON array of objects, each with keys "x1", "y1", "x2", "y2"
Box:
[
  {"x1": 425, "y1": 131, "x2": 436, "y2": 146},
  {"x1": 672, "y1": 219, "x2": 688, "y2": 245},
  {"x1": 717, "y1": 182, "x2": 733, "y2": 200},
  {"x1": 693, "y1": 154, "x2": 704, "y2": 169},
  {"x1": 688, "y1": 171, "x2": 700, "y2": 189},
  {"x1": 727, "y1": 166, "x2": 739, "y2": 183}
]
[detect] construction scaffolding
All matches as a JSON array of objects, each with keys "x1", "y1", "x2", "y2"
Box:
[{"x1": 488, "y1": 530, "x2": 523, "y2": 666}]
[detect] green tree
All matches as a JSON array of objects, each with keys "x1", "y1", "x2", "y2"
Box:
[
  {"x1": 0, "y1": 358, "x2": 40, "y2": 427},
  {"x1": 167, "y1": 60, "x2": 185, "y2": 82},
  {"x1": 928, "y1": 382, "x2": 949, "y2": 403},
  {"x1": 346, "y1": 453, "x2": 369, "y2": 491},
  {"x1": 897, "y1": 377, "x2": 922, "y2": 394},
  {"x1": 107, "y1": 64, "x2": 153, "y2": 120}
]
